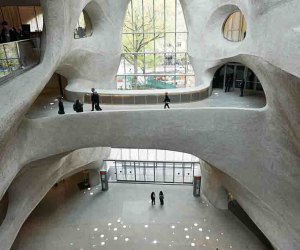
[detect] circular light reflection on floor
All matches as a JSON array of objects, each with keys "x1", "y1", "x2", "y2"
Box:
[
  {"x1": 113, "y1": 227, "x2": 117, "y2": 231},
  {"x1": 100, "y1": 234, "x2": 104, "y2": 238},
  {"x1": 101, "y1": 242, "x2": 105, "y2": 246},
  {"x1": 123, "y1": 225, "x2": 127, "y2": 228},
  {"x1": 171, "y1": 225, "x2": 175, "y2": 229},
  {"x1": 185, "y1": 235, "x2": 190, "y2": 239},
  {"x1": 184, "y1": 228, "x2": 188, "y2": 231},
  {"x1": 194, "y1": 223, "x2": 198, "y2": 227},
  {"x1": 94, "y1": 228, "x2": 98, "y2": 232},
  {"x1": 191, "y1": 242, "x2": 196, "y2": 247},
  {"x1": 125, "y1": 238, "x2": 129, "y2": 242},
  {"x1": 205, "y1": 236, "x2": 210, "y2": 240},
  {"x1": 108, "y1": 223, "x2": 112, "y2": 226},
  {"x1": 144, "y1": 224, "x2": 149, "y2": 228},
  {"x1": 199, "y1": 228, "x2": 203, "y2": 232},
  {"x1": 114, "y1": 237, "x2": 118, "y2": 240},
  {"x1": 153, "y1": 240, "x2": 158, "y2": 244}
]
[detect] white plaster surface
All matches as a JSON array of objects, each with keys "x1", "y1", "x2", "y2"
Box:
[{"x1": 0, "y1": 0, "x2": 299, "y2": 249}]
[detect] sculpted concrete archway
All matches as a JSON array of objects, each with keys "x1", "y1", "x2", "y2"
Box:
[{"x1": 0, "y1": 0, "x2": 300, "y2": 249}]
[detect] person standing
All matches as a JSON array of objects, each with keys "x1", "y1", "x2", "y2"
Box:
[
  {"x1": 240, "y1": 79, "x2": 245, "y2": 97},
  {"x1": 159, "y1": 191, "x2": 164, "y2": 206},
  {"x1": 163, "y1": 92, "x2": 171, "y2": 109},
  {"x1": 151, "y1": 192, "x2": 155, "y2": 205},
  {"x1": 58, "y1": 97, "x2": 65, "y2": 115},
  {"x1": 225, "y1": 75, "x2": 232, "y2": 92},
  {"x1": 0, "y1": 21, "x2": 12, "y2": 43},
  {"x1": 73, "y1": 99, "x2": 83, "y2": 112},
  {"x1": 94, "y1": 91, "x2": 102, "y2": 111}
]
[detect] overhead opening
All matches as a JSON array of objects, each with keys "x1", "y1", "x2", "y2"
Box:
[
  {"x1": 223, "y1": 11, "x2": 247, "y2": 42},
  {"x1": 74, "y1": 10, "x2": 93, "y2": 39},
  {"x1": 116, "y1": 0, "x2": 195, "y2": 90}
]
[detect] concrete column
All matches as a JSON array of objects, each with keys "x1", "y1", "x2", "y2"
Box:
[
  {"x1": 200, "y1": 161, "x2": 228, "y2": 210},
  {"x1": 88, "y1": 169, "x2": 100, "y2": 187}
]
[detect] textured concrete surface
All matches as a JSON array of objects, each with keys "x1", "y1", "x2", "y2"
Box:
[
  {"x1": 12, "y1": 181, "x2": 267, "y2": 250},
  {"x1": 0, "y1": 0, "x2": 299, "y2": 250},
  {"x1": 0, "y1": 147, "x2": 110, "y2": 250}
]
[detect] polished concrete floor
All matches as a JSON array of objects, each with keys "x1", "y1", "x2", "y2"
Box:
[
  {"x1": 12, "y1": 177, "x2": 267, "y2": 250},
  {"x1": 26, "y1": 89, "x2": 266, "y2": 119}
]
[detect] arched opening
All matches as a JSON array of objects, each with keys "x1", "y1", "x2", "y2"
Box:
[
  {"x1": 74, "y1": 10, "x2": 93, "y2": 39},
  {"x1": 116, "y1": 0, "x2": 195, "y2": 90},
  {"x1": 212, "y1": 63, "x2": 266, "y2": 102},
  {"x1": 11, "y1": 148, "x2": 270, "y2": 250},
  {"x1": 223, "y1": 11, "x2": 247, "y2": 42}
]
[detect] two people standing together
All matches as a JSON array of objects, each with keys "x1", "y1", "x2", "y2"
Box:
[{"x1": 151, "y1": 191, "x2": 165, "y2": 206}]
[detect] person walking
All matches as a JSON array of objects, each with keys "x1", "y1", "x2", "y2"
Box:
[
  {"x1": 73, "y1": 99, "x2": 83, "y2": 112},
  {"x1": 240, "y1": 79, "x2": 245, "y2": 97},
  {"x1": 58, "y1": 97, "x2": 65, "y2": 115},
  {"x1": 159, "y1": 191, "x2": 164, "y2": 206},
  {"x1": 94, "y1": 91, "x2": 102, "y2": 111},
  {"x1": 163, "y1": 92, "x2": 170, "y2": 109},
  {"x1": 151, "y1": 192, "x2": 156, "y2": 205}
]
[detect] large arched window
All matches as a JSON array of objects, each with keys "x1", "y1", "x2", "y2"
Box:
[{"x1": 117, "y1": 0, "x2": 195, "y2": 90}]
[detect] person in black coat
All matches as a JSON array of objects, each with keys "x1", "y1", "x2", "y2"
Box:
[
  {"x1": 58, "y1": 97, "x2": 65, "y2": 115},
  {"x1": 159, "y1": 191, "x2": 164, "y2": 205},
  {"x1": 163, "y1": 92, "x2": 171, "y2": 109},
  {"x1": 151, "y1": 192, "x2": 155, "y2": 205},
  {"x1": 240, "y1": 79, "x2": 245, "y2": 97},
  {"x1": 91, "y1": 88, "x2": 102, "y2": 111},
  {"x1": 225, "y1": 76, "x2": 232, "y2": 92},
  {"x1": 73, "y1": 99, "x2": 83, "y2": 112}
]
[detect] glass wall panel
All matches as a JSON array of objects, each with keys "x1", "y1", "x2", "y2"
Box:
[
  {"x1": 117, "y1": 0, "x2": 195, "y2": 89},
  {"x1": 126, "y1": 162, "x2": 135, "y2": 181},
  {"x1": 155, "y1": 162, "x2": 164, "y2": 182},
  {"x1": 174, "y1": 163, "x2": 183, "y2": 183},
  {"x1": 223, "y1": 11, "x2": 247, "y2": 42},
  {"x1": 165, "y1": 162, "x2": 174, "y2": 182},
  {"x1": 145, "y1": 162, "x2": 155, "y2": 181}
]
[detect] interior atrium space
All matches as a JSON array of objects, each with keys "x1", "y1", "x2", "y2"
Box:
[{"x1": 0, "y1": 0, "x2": 299, "y2": 250}]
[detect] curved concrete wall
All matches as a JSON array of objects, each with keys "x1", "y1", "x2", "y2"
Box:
[
  {"x1": 0, "y1": 0, "x2": 299, "y2": 250},
  {"x1": 0, "y1": 147, "x2": 110, "y2": 250}
]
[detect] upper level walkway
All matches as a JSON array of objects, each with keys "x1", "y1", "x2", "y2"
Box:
[{"x1": 26, "y1": 90, "x2": 266, "y2": 119}]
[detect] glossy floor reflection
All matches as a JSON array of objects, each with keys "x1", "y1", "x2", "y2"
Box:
[{"x1": 12, "y1": 178, "x2": 268, "y2": 250}]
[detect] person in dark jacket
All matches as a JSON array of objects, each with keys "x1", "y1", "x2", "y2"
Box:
[
  {"x1": 163, "y1": 92, "x2": 171, "y2": 109},
  {"x1": 58, "y1": 97, "x2": 65, "y2": 114},
  {"x1": 91, "y1": 88, "x2": 102, "y2": 111},
  {"x1": 0, "y1": 21, "x2": 12, "y2": 43},
  {"x1": 240, "y1": 79, "x2": 245, "y2": 97},
  {"x1": 159, "y1": 191, "x2": 164, "y2": 206},
  {"x1": 225, "y1": 75, "x2": 232, "y2": 92},
  {"x1": 73, "y1": 99, "x2": 83, "y2": 112},
  {"x1": 151, "y1": 192, "x2": 155, "y2": 205}
]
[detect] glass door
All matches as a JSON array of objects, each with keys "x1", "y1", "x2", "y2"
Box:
[
  {"x1": 145, "y1": 162, "x2": 155, "y2": 182},
  {"x1": 183, "y1": 163, "x2": 193, "y2": 183},
  {"x1": 174, "y1": 163, "x2": 183, "y2": 183},
  {"x1": 165, "y1": 162, "x2": 174, "y2": 183},
  {"x1": 155, "y1": 162, "x2": 164, "y2": 182},
  {"x1": 116, "y1": 161, "x2": 126, "y2": 181}
]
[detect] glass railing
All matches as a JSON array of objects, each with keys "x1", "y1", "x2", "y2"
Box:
[{"x1": 0, "y1": 38, "x2": 40, "y2": 80}]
